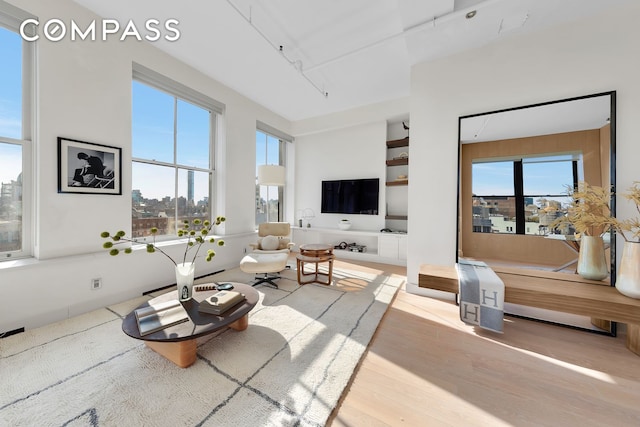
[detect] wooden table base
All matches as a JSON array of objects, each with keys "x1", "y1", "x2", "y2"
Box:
[
  {"x1": 296, "y1": 254, "x2": 335, "y2": 285},
  {"x1": 144, "y1": 314, "x2": 249, "y2": 368},
  {"x1": 146, "y1": 339, "x2": 198, "y2": 368},
  {"x1": 627, "y1": 323, "x2": 640, "y2": 356},
  {"x1": 297, "y1": 244, "x2": 336, "y2": 286},
  {"x1": 228, "y1": 314, "x2": 249, "y2": 331}
]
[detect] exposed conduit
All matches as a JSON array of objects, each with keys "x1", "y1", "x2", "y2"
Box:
[
  {"x1": 225, "y1": 0, "x2": 329, "y2": 98},
  {"x1": 304, "y1": 0, "x2": 504, "y2": 73}
]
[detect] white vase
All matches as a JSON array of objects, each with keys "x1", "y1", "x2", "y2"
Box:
[
  {"x1": 577, "y1": 235, "x2": 609, "y2": 281},
  {"x1": 175, "y1": 262, "x2": 195, "y2": 301},
  {"x1": 338, "y1": 221, "x2": 351, "y2": 230},
  {"x1": 616, "y1": 241, "x2": 640, "y2": 298}
]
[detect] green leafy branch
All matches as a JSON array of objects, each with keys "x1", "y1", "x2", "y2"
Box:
[{"x1": 101, "y1": 216, "x2": 226, "y2": 266}]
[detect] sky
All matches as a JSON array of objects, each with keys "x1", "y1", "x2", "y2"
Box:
[
  {"x1": 472, "y1": 159, "x2": 574, "y2": 206},
  {"x1": 132, "y1": 80, "x2": 212, "y2": 201},
  {"x1": 0, "y1": 27, "x2": 23, "y2": 185}
]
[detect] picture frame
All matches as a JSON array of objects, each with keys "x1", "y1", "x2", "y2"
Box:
[{"x1": 57, "y1": 137, "x2": 122, "y2": 195}]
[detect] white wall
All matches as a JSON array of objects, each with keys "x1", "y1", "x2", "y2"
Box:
[
  {"x1": 292, "y1": 97, "x2": 410, "y2": 138},
  {"x1": 0, "y1": 0, "x2": 291, "y2": 331},
  {"x1": 291, "y1": 97, "x2": 410, "y2": 233},
  {"x1": 407, "y1": 2, "x2": 640, "y2": 294},
  {"x1": 294, "y1": 121, "x2": 386, "y2": 231}
]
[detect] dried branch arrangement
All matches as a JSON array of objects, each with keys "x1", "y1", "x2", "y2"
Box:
[
  {"x1": 618, "y1": 181, "x2": 640, "y2": 242},
  {"x1": 551, "y1": 182, "x2": 616, "y2": 237},
  {"x1": 552, "y1": 181, "x2": 640, "y2": 242}
]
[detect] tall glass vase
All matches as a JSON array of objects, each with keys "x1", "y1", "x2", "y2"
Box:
[
  {"x1": 616, "y1": 241, "x2": 640, "y2": 298},
  {"x1": 577, "y1": 235, "x2": 609, "y2": 281},
  {"x1": 175, "y1": 262, "x2": 195, "y2": 301}
]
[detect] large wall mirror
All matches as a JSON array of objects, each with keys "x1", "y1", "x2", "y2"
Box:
[{"x1": 456, "y1": 91, "x2": 616, "y2": 333}]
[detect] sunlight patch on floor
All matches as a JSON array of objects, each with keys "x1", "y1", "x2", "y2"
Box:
[{"x1": 508, "y1": 344, "x2": 616, "y2": 384}]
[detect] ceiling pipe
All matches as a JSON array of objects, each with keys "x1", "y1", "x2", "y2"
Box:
[
  {"x1": 473, "y1": 115, "x2": 492, "y2": 140},
  {"x1": 304, "y1": 0, "x2": 504, "y2": 73},
  {"x1": 225, "y1": 0, "x2": 329, "y2": 98}
]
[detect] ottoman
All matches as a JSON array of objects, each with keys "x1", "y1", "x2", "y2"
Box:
[{"x1": 239, "y1": 251, "x2": 289, "y2": 288}]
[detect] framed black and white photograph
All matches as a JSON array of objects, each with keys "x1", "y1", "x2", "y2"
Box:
[{"x1": 57, "y1": 137, "x2": 122, "y2": 195}]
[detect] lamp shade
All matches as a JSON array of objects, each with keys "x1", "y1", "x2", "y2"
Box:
[{"x1": 257, "y1": 165, "x2": 285, "y2": 186}]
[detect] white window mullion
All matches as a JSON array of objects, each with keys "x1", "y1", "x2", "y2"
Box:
[
  {"x1": 209, "y1": 112, "x2": 216, "y2": 213},
  {"x1": 21, "y1": 139, "x2": 32, "y2": 255},
  {"x1": 173, "y1": 96, "x2": 179, "y2": 234},
  {"x1": 132, "y1": 69, "x2": 220, "y2": 240}
]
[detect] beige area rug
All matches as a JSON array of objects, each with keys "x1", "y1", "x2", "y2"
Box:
[{"x1": 0, "y1": 263, "x2": 404, "y2": 426}]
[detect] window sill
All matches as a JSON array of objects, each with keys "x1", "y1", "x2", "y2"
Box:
[{"x1": 0, "y1": 256, "x2": 40, "y2": 270}]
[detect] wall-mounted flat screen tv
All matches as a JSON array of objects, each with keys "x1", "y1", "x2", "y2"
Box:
[{"x1": 321, "y1": 178, "x2": 379, "y2": 215}]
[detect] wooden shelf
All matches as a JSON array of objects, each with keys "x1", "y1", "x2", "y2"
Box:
[
  {"x1": 385, "y1": 215, "x2": 408, "y2": 220},
  {"x1": 386, "y1": 134, "x2": 409, "y2": 227},
  {"x1": 386, "y1": 158, "x2": 408, "y2": 166},
  {"x1": 418, "y1": 264, "x2": 640, "y2": 325},
  {"x1": 386, "y1": 137, "x2": 409, "y2": 148}
]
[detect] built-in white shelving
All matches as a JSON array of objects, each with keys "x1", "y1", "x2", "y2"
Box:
[{"x1": 292, "y1": 227, "x2": 407, "y2": 266}]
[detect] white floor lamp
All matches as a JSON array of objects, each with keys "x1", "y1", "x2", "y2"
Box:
[{"x1": 258, "y1": 165, "x2": 285, "y2": 222}]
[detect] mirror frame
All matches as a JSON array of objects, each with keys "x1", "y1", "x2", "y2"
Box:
[{"x1": 456, "y1": 91, "x2": 617, "y2": 333}]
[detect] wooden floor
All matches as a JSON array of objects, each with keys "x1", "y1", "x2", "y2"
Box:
[{"x1": 327, "y1": 259, "x2": 640, "y2": 427}]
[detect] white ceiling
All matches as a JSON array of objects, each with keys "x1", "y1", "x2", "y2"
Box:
[
  {"x1": 72, "y1": 0, "x2": 626, "y2": 121},
  {"x1": 460, "y1": 93, "x2": 613, "y2": 143}
]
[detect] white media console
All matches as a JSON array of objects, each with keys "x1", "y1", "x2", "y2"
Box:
[{"x1": 291, "y1": 226, "x2": 407, "y2": 266}]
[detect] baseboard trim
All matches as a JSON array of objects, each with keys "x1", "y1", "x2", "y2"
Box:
[{"x1": 1, "y1": 327, "x2": 25, "y2": 339}]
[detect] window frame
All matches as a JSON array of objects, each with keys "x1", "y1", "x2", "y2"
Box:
[
  {"x1": 132, "y1": 64, "x2": 223, "y2": 241},
  {"x1": 0, "y1": 3, "x2": 36, "y2": 260},
  {"x1": 255, "y1": 122, "x2": 291, "y2": 226},
  {"x1": 472, "y1": 156, "x2": 578, "y2": 236}
]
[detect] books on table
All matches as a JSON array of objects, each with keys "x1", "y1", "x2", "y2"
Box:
[
  {"x1": 198, "y1": 290, "x2": 246, "y2": 315},
  {"x1": 135, "y1": 299, "x2": 189, "y2": 336}
]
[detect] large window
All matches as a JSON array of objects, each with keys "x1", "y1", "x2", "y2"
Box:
[
  {"x1": 472, "y1": 155, "x2": 577, "y2": 235},
  {"x1": 255, "y1": 127, "x2": 288, "y2": 224},
  {"x1": 0, "y1": 5, "x2": 34, "y2": 259},
  {"x1": 132, "y1": 65, "x2": 222, "y2": 239}
]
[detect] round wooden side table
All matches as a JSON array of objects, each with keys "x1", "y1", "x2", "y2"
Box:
[{"x1": 297, "y1": 244, "x2": 335, "y2": 285}]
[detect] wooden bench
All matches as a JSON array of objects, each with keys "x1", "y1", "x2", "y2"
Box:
[{"x1": 419, "y1": 264, "x2": 640, "y2": 355}]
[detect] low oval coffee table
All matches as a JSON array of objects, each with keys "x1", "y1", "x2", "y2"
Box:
[{"x1": 122, "y1": 282, "x2": 259, "y2": 368}]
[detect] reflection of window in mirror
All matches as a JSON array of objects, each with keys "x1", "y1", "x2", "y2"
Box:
[
  {"x1": 458, "y1": 91, "x2": 615, "y2": 277},
  {"x1": 472, "y1": 154, "x2": 580, "y2": 236}
]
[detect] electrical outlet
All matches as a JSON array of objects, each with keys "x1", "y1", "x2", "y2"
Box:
[{"x1": 91, "y1": 278, "x2": 102, "y2": 290}]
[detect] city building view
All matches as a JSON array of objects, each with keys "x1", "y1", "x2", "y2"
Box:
[
  {"x1": 472, "y1": 195, "x2": 570, "y2": 235},
  {"x1": 132, "y1": 171, "x2": 209, "y2": 238},
  {"x1": 255, "y1": 183, "x2": 281, "y2": 225},
  {"x1": 0, "y1": 172, "x2": 21, "y2": 253},
  {"x1": 131, "y1": 182, "x2": 279, "y2": 238}
]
